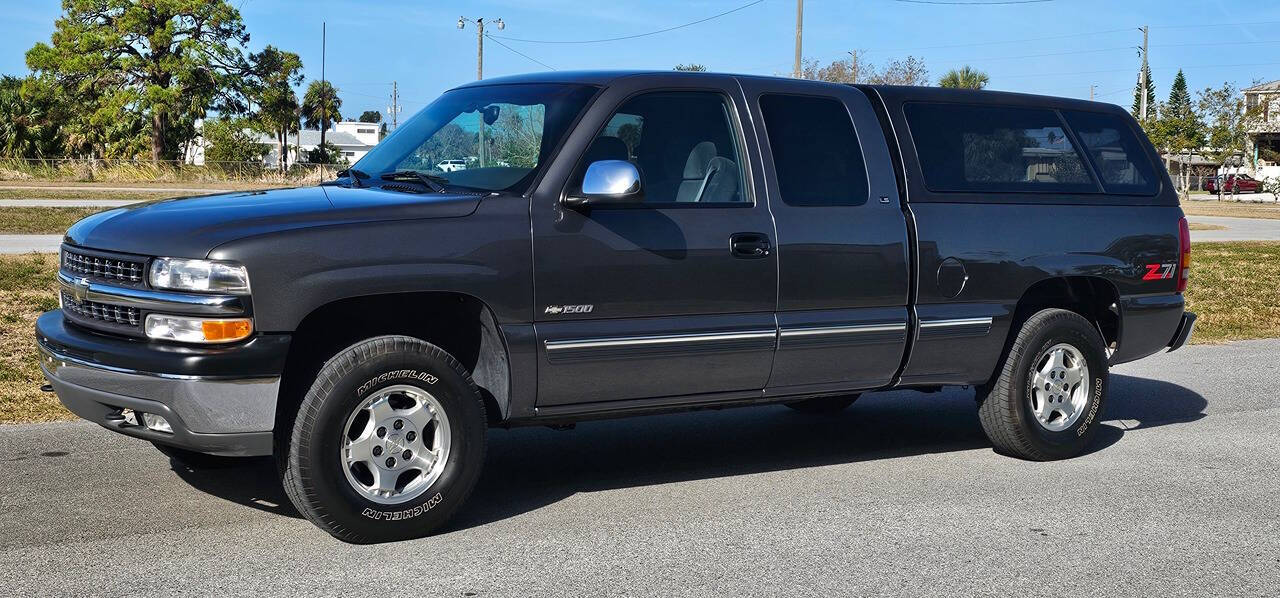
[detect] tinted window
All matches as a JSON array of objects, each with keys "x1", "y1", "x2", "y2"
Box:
[
  {"x1": 905, "y1": 103, "x2": 1096, "y2": 194},
  {"x1": 759, "y1": 94, "x2": 869, "y2": 207},
  {"x1": 580, "y1": 91, "x2": 746, "y2": 204},
  {"x1": 1061, "y1": 110, "x2": 1159, "y2": 195},
  {"x1": 354, "y1": 83, "x2": 595, "y2": 192}
]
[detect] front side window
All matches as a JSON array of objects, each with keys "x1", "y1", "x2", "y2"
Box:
[
  {"x1": 759, "y1": 93, "x2": 869, "y2": 207},
  {"x1": 1061, "y1": 110, "x2": 1158, "y2": 195},
  {"x1": 353, "y1": 83, "x2": 596, "y2": 192},
  {"x1": 906, "y1": 103, "x2": 1095, "y2": 194},
  {"x1": 577, "y1": 91, "x2": 747, "y2": 204}
]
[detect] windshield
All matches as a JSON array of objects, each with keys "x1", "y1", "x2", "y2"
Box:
[{"x1": 352, "y1": 83, "x2": 597, "y2": 192}]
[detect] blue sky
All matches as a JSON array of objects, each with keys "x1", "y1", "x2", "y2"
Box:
[{"x1": 4, "y1": 0, "x2": 1280, "y2": 123}]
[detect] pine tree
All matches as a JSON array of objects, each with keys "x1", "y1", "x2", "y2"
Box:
[
  {"x1": 1167, "y1": 69, "x2": 1194, "y2": 120},
  {"x1": 1132, "y1": 64, "x2": 1156, "y2": 120}
]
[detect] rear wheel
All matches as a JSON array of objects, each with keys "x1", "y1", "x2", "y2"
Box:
[
  {"x1": 977, "y1": 309, "x2": 1108, "y2": 460},
  {"x1": 281, "y1": 335, "x2": 487, "y2": 543},
  {"x1": 785, "y1": 394, "x2": 860, "y2": 413}
]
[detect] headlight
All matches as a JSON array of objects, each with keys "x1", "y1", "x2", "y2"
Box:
[
  {"x1": 149, "y1": 258, "x2": 249, "y2": 293},
  {"x1": 144, "y1": 314, "x2": 254, "y2": 344}
]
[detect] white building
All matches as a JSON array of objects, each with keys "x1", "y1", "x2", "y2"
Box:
[
  {"x1": 184, "y1": 120, "x2": 381, "y2": 167},
  {"x1": 261, "y1": 121, "x2": 381, "y2": 166}
]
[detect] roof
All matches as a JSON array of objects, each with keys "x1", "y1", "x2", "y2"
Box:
[
  {"x1": 451, "y1": 69, "x2": 1124, "y2": 111},
  {"x1": 254, "y1": 129, "x2": 369, "y2": 148},
  {"x1": 1245, "y1": 80, "x2": 1280, "y2": 93}
]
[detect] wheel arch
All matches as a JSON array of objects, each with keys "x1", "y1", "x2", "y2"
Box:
[
  {"x1": 1008, "y1": 275, "x2": 1120, "y2": 350},
  {"x1": 275, "y1": 291, "x2": 512, "y2": 435},
  {"x1": 978, "y1": 275, "x2": 1120, "y2": 392}
]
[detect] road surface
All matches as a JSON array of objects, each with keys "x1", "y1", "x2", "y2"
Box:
[
  {"x1": 0, "y1": 234, "x2": 61, "y2": 254},
  {"x1": 1187, "y1": 215, "x2": 1280, "y2": 242},
  {"x1": 0, "y1": 339, "x2": 1277, "y2": 596}
]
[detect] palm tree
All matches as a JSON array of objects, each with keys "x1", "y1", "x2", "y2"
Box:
[
  {"x1": 938, "y1": 66, "x2": 989, "y2": 90},
  {"x1": 301, "y1": 80, "x2": 342, "y2": 153}
]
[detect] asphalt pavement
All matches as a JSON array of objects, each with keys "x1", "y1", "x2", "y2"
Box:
[{"x1": 0, "y1": 339, "x2": 1277, "y2": 596}]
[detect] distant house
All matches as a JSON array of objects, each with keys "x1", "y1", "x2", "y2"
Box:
[{"x1": 1244, "y1": 80, "x2": 1280, "y2": 179}]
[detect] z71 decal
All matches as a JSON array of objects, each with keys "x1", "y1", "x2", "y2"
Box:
[{"x1": 1142, "y1": 263, "x2": 1176, "y2": 281}]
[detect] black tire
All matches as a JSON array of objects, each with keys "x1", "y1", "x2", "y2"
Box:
[
  {"x1": 281, "y1": 335, "x2": 487, "y2": 543},
  {"x1": 785, "y1": 394, "x2": 860, "y2": 413},
  {"x1": 977, "y1": 309, "x2": 1109, "y2": 461},
  {"x1": 152, "y1": 442, "x2": 246, "y2": 470}
]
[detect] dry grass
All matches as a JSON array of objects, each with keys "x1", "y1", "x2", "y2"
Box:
[
  {"x1": 0, "y1": 253, "x2": 69, "y2": 424},
  {"x1": 1184, "y1": 241, "x2": 1280, "y2": 343},
  {"x1": 0, "y1": 243, "x2": 1275, "y2": 424},
  {"x1": 1182, "y1": 201, "x2": 1280, "y2": 220},
  {"x1": 1187, "y1": 222, "x2": 1227, "y2": 231},
  {"x1": 0, "y1": 188, "x2": 190, "y2": 201},
  {"x1": 0, "y1": 207, "x2": 105, "y2": 234},
  {"x1": 0, "y1": 159, "x2": 332, "y2": 186}
]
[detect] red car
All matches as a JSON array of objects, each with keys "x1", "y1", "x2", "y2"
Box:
[{"x1": 1206, "y1": 174, "x2": 1260, "y2": 193}]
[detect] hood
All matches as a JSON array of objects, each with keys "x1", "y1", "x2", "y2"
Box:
[{"x1": 65, "y1": 186, "x2": 484, "y2": 257}]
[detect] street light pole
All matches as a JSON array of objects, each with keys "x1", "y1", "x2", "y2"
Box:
[{"x1": 458, "y1": 17, "x2": 505, "y2": 167}]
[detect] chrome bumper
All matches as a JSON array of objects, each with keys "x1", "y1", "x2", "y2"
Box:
[{"x1": 38, "y1": 340, "x2": 278, "y2": 456}]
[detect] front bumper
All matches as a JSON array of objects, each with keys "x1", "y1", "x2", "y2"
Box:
[{"x1": 36, "y1": 310, "x2": 290, "y2": 456}]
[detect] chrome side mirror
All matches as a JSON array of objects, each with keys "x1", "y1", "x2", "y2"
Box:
[{"x1": 564, "y1": 160, "x2": 643, "y2": 208}]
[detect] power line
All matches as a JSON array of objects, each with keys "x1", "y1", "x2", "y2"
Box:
[
  {"x1": 484, "y1": 34, "x2": 557, "y2": 70},
  {"x1": 892, "y1": 0, "x2": 1053, "y2": 4},
  {"x1": 488, "y1": 0, "x2": 764, "y2": 44}
]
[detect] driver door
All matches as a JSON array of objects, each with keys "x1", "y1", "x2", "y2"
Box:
[{"x1": 529, "y1": 76, "x2": 778, "y2": 408}]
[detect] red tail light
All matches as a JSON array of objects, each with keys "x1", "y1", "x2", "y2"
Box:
[{"x1": 1177, "y1": 216, "x2": 1191, "y2": 293}]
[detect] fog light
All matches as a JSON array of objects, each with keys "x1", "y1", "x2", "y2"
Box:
[
  {"x1": 142, "y1": 413, "x2": 173, "y2": 434},
  {"x1": 120, "y1": 408, "x2": 139, "y2": 426},
  {"x1": 144, "y1": 314, "x2": 253, "y2": 344}
]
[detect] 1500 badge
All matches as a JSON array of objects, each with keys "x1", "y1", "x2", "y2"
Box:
[
  {"x1": 1142, "y1": 263, "x2": 1176, "y2": 281},
  {"x1": 544, "y1": 304, "x2": 594, "y2": 315}
]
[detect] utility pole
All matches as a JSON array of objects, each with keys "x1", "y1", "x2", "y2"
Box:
[
  {"x1": 458, "y1": 17, "x2": 505, "y2": 167},
  {"x1": 1139, "y1": 25, "x2": 1149, "y2": 122},
  {"x1": 388, "y1": 81, "x2": 400, "y2": 130},
  {"x1": 1090, "y1": 84, "x2": 1096, "y2": 101},
  {"x1": 793, "y1": 0, "x2": 804, "y2": 78},
  {"x1": 320, "y1": 21, "x2": 328, "y2": 158}
]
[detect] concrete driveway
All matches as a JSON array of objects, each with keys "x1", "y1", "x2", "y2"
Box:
[
  {"x1": 1187, "y1": 215, "x2": 1280, "y2": 242},
  {"x1": 0, "y1": 339, "x2": 1276, "y2": 596}
]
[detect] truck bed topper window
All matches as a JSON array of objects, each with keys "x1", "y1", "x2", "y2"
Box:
[{"x1": 904, "y1": 102, "x2": 1099, "y2": 195}]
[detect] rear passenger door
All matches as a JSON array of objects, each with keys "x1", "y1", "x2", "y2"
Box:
[{"x1": 739, "y1": 80, "x2": 911, "y2": 393}]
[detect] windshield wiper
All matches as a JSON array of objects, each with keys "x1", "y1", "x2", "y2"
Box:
[
  {"x1": 336, "y1": 168, "x2": 371, "y2": 188},
  {"x1": 380, "y1": 170, "x2": 448, "y2": 193}
]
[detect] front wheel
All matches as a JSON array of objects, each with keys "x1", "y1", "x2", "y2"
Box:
[
  {"x1": 977, "y1": 309, "x2": 1108, "y2": 461},
  {"x1": 281, "y1": 335, "x2": 487, "y2": 543}
]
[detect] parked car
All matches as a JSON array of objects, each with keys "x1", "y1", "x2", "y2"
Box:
[
  {"x1": 435, "y1": 159, "x2": 467, "y2": 172},
  {"x1": 1205, "y1": 173, "x2": 1260, "y2": 193},
  {"x1": 37, "y1": 71, "x2": 1194, "y2": 543}
]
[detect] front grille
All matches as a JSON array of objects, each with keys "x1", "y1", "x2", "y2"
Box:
[
  {"x1": 61, "y1": 290, "x2": 142, "y2": 331},
  {"x1": 62, "y1": 247, "x2": 146, "y2": 285}
]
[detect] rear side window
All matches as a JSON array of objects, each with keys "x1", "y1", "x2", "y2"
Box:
[
  {"x1": 1061, "y1": 110, "x2": 1159, "y2": 195},
  {"x1": 905, "y1": 103, "x2": 1096, "y2": 194},
  {"x1": 759, "y1": 94, "x2": 869, "y2": 207}
]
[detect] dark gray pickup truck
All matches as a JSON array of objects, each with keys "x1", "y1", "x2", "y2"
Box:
[{"x1": 37, "y1": 71, "x2": 1195, "y2": 543}]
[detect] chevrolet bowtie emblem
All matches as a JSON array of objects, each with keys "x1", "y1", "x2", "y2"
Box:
[{"x1": 72, "y1": 277, "x2": 90, "y2": 303}]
